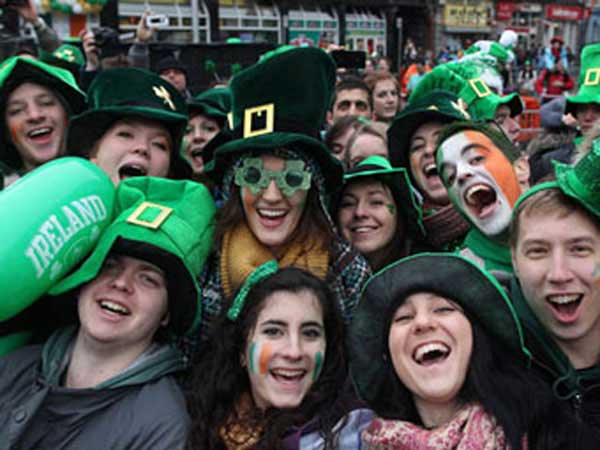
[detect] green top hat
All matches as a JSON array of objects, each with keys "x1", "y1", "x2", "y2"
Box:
[
  {"x1": 67, "y1": 67, "x2": 191, "y2": 179},
  {"x1": 513, "y1": 138, "x2": 600, "y2": 218},
  {"x1": 387, "y1": 90, "x2": 473, "y2": 171},
  {"x1": 348, "y1": 252, "x2": 530, "y2": 405},
  {"x1": 0, "y1": 56, "x2": 87, "y2": 169},
  {"x1": 411, "y1": 62, "x2": 523, "y2": 122},
  {"x1": 207, "y1": 46, "x2": 343, "y2": 190},
  {"x1": 565, "y1": 43, "x2": 600, "y2": 115},
  {"x1": 187, "y1": 87, "x2": 232, "y2": 127},
  {"x1": 40, "y1": 44, "x2": 85, "y2": 71},
  {"x1": 50, "y1": 176, "x2": 216, "y2": 336},
  {"x1": 341, "y1": 155, "x2": 426, "y2": 239}
]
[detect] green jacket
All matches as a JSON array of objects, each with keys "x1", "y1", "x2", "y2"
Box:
[{"x1": 459, "y1": 228, "x2": 513, "y2": 274}]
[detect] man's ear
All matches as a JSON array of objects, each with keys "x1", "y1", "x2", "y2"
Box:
[
  {"x1": 160, "y1": 311, "x2": 170, "y2": 327},
  {"x1": 326, "y1": 110, "x2": 334, "y2": 126},
  {"x1": 514, "y1": 155, "x2": 530, "y2": 192}
]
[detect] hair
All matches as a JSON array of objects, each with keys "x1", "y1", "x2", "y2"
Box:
[
  {"x1": 435, "y1": 120, "x2": 521, "y2": 162},
  {"x1": 363, "y1": 71, "x2": 400, "y2": 94},
  {"x1": 334, "y1": 177, "x2": 411, "y2": 271},
  {"x1": 185, "y1": 267, "x2": 348, "y2": 450},
  {"x1": 344, "y1": 121, "x2": 388, "y2": 168},
  {"x1": 324, "y1": 115, "x2": 363, "y2": 153},
  {"x1": 509, "y1": 187, "x2": 600, "y2": 248},
  {"x1": 330, "y1": 76, "x2": 372, "y2": 111},
  {"x1": 574, "y1": 120, "x2": 600, "y2": 163},
  {"x1": 214, "y1": 176, "x2": 336, "y2": 254},
  {"x1": 371, "y1": 296, "x2": 563, "y2": 450}
]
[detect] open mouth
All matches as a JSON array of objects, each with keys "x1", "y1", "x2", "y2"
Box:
[
  {"x1": 546, "y1": 294, "x2": 583, "y2": 322},
  {"x1": 464, "y1": 184, "x2": 498, "y2": 218},
  {"x1": 27, "y1": 127, "x2": 53, "y2": 141},
  {"x1": 190, "y1": 147, "x2": 204, "y2": 159},
  {"x1": 270, "y1": 368, "x2": 307, "y2": 383},
  {"x1": 118, "y1": 163, "x2": 148, "y2": 180},
  {"x1": 413, "y1": 342, "x2": 451, "y2": 366},
  {"x1": 422, "y1": 163, "x2": 438, "y2": 179},
  {"x1": 98, "y1": 300, "x2": 130, "y2": 316},
  {"x1": 258, "y1": 209, "x2": 288, "y2": 221}
]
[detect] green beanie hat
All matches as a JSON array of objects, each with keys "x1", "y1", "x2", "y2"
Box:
[
  {"x1": 0, "y1": 56, "x2": 87, "y2": 169},
  {"x1": 187, "y1": 87, "x2": 232, "y2": 127},
  {"x1": 40, "y1": 44, "x2": 85, "y2": 70},
  {"x1": 207, "y1": 46, "x2": 343, "y2": 191},
  {"x1": 565, "y1": 43, "x2": 600, "y2": 115},
  {"x1": 410, "y1": 62, "x2": 523, "y2": 121},
  {"x1": 50, "y1": 177, "x2": 216, "y2": 336}
]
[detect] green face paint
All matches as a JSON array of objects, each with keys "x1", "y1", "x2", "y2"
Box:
[
  {"x1": 312, "y1": 351, "x2": 324, "y2": 381},
  {"x1": 386, "y1": 203, "x2": 396, "y2": 215},
  {"x1": 248, "y1": 342, "x2": 257, "y2": 374}
]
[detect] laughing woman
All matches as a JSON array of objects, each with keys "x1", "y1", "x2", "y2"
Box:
[
  {"x1": 187, "y1": 47, "x2": 370, "y2": 353},
  {"x1": 186, "y1": 267, "x2": 371, "y2": 449},
  {"x1": 335, "y1": 155, "x2": 425, "y2": 271},
  {"x1": 0, "y1": 57, "x2": 86, "y2": 188},
  {"x1": 349, "y1": 253, "x2": 596, "y2": 449}
]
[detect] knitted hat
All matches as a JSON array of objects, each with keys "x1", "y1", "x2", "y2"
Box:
[
  {"x1": 0, "y1": 56, "x2": 87, "y2": 169},
  {"x1": 50, "y1": 177, "x2": 216, "y2": 336},
  {"x1": 565, "y1": 43, "x2": 600, "y2": 115},
  {"x1": 513, "y1": 138, "x2": 600, "y2": 218},
  {"x1": 387, "y1": 90, "x2": 473, "y2": 171},
  {"x1": 206, "y1": 46, "x2": 343, "y2": 191},
  {"x1": 411, "y1": 62, "x2": 523, "y2": 121},
  {"x1": 339, "y1": 155, "x2": 425, "y2": 240},
  {"x1": 155, "y1": 56, "x2": 189, "y2": 79},
  {"x1": 66, "y1": 67, "x2": 191, "y2": 179},
  {"x1": 348, "y1": 252, "x2": 530, "y2": 405},
  {"x1": 40, "y1": 44, "x2": 85, "y2": 71}
]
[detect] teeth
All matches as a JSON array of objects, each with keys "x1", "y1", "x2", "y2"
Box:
[
  {"x1": 259, "y1": 209, "x2": 286, "y2": 218},
  {"x1": 465, "y1": 185, "x2": 491, "y2": 205},
  {"x1": 414, "y1": 343, "x2": 449, "y2": 363},
  {"x1": 119, "y1": 164, "x2": 147, "y2": 178},
  {"x1": 271, "y1": 368, "x2": 306, "y2": 379},
  {"x1": 423, "y1": 164, "x2": 437, "y2": 176},
  {"x1": 547, "y1": 295, "x2": 581, "y2": 305},
  {"x1": 99, "y1": 300, "x2": 130, "y2": 315},
  {"x1": 28, "y1": 127, "x2": 52, "y2": 137},
  {"x1": 352, "y1": 227, "x2": 374, "y2": 233}
]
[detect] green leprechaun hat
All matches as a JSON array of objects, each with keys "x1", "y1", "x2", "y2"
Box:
[
  {"x1": 40, "y1": 43, "x2": 85, "y2": 72},
  {"x1": 67, "y1": 67, "x2": 191, "y2": 179},
  {"x1": 411, "y1": 61, "x2": 523, "y2": 122},
  {"x1": 340, "y1": 155, "x2": 426, "y2": 239},
  {"x1": 0, "y1": 56, "x2": 87, "y2": 170},
  {"x1": 206, "y1": 46, "x2": 343, "y2": 190},
  {"x1": 50, "y1": 176, "x2": 216, "y2": 336},
  {"x1": 387, "y1": 89, "x2": 473, "y2": 171},
  {"x1": 188, "y1": 87, "x2": 232, "y2": 127},
  {"x1": 565, "y1": 43, "x2": 600, "y2": 116},
  {"x1": 348, "y1": 252, "x2": 531, "y2": 407}
]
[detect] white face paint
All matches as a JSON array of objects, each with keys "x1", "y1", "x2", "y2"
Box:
[{"x1": 437, "y1": 131, "x2": 520, "y2": 237}]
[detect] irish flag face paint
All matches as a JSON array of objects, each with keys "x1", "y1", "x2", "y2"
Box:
[{"x1": 243, "y1": 289, "x2": 327, "y2": 411}]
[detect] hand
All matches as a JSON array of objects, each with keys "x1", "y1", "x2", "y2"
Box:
[
  {"x1": 562, "y1": 113, "x2": 577, "y2": 127},
  {"x1": 80, "y1": 29, "x2": 100, "y2": 71},
  {"x1": 13, "y1": 0, "x2": 38, "y2": 23},
  {"x1": 136, "y1": 10, "x2": 155, "y2": 43}
]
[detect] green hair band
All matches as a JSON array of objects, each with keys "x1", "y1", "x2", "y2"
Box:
[{"x1": 227, "y1": 260, "x2": 279, "y2": 321}]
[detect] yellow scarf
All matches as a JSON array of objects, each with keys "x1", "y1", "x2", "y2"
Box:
[
  {"x1": 219, "y1": 393, "x2": 263, "y2": 450},
  {"x1": 220, "y1": 222, "x2": 329, "y2": 298}
]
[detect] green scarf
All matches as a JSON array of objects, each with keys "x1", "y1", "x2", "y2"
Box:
[{"x1": 461, "y1": 228, "x2": 513, "y2": 274}]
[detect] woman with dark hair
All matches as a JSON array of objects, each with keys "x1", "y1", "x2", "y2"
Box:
[
  {"x1": 334, "y1": 155, "x2": 426, "y2": 271},
  {"x1": 186, "y1": 266, "x2": 371, "y2": 449},
  {"x1": 348, "y1": 253, "x2": 596, "y2": 449},
  {"x1": 324, "y1": 115, "x2": 362, "y2": 163},
  {"x1": 0, "y1": 56, "x2": 86, "y2": 188},
  {"x1": 186, "y1": 46, "x2": 370, "y2": 353}
]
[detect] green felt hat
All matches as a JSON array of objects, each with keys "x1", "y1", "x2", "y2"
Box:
[
  {"x1": 188, "y1": 87, "x2": 232, "y2": 125},
  {"x1": 565, "y1": 43, "x2": 600, "y2": 115},
  {"x1": 40, "y1": 44, "x2": 85, "y2": 70},
  {"x1": 50, "y1": 177, "x2": 216, "y2": 336},
  {"x1": 348, "y1": 252, "x2": 531, "y2": 405},
  {"x1": 341, "y1": 155, "x2": 426, "y2": 239},
  {"x1": 0, "y1": 56, "x2": 87, "y2": 169},
  {"x1": 388, "y1": 90, "x2": 473, "y2": 171},
  {"x1": 207, "y1": 46, "x2": 343, "y2": 190},
  {"x1": 513, "y1": 138, "x2": 600, "y2": 218},
  {"x1": 411, "y1": 62, "x2": 523, "y2": 122}
]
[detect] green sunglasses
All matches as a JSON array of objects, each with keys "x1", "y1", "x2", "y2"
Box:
[{"x1": 234, "y1": 157, "x2": 312, "y2": 197}]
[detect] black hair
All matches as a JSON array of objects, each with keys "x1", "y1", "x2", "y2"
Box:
[
  {"x1": 185, "y1": 267, "x2": 347, "y2": 450},
  {"x1": 330, "y1": 76, "x2": 372, "y2": 111},
  {"x1": 370, "y1": 297, "x2": 569, "y2": 450}
]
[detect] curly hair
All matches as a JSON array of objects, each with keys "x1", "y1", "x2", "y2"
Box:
[{"x1": 185, "y1": 267, "x2": 348, "y2": 450}]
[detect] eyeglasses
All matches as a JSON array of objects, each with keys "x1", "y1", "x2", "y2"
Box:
[{"x1": 234, "y1": 157, "x2": 312, "y2": 197}]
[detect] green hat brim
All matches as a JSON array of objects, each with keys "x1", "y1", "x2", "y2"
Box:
[
  {"x1": 565, "y1": 94, "x2": 600, "y2": 116},
  {"x1": 49, "y1": 227, "x2": 201, "y2": 336},
  {"x1": 348, "y1": 252, "x2": 530, "y2": 405},
  {"x1": 555, "y1": 161, "x2": 600, "y2": 216},
  {"x1": 343, "y1": 165, "x2": 425, "y2": 239},
  {"x1": 388, "y1": 110, "x2": 460, "y2": 170},
  {"x1": 208, "y1": 132, "x2": 343, "y2": 190},
  {"x1": 188, "y1": 102, "x2": 228, "y2": 122},
  {"x1": 497, "y1": 92, "x2": 523, "y2": 117}
]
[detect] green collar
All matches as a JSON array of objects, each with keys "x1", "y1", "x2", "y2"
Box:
[
  {"x1": 510, "y1": 278, "x2": 600, "y2": 400},
  {"x1": 462, "y1": 228, "x2": 512, "y2": 273},
  {"x1": 41, "y1": 326, "x2": 187, "y2": 389}
]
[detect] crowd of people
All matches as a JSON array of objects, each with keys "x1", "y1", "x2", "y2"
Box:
[{"x1": 0, "y1": 1, "x2": 599, "y2": 448}]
